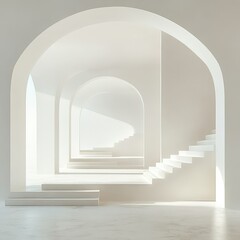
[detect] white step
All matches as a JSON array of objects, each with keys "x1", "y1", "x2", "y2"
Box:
[
  {"x1": 143, "y1": 171, "x2": 154, "y2": 182},
  {"x1": 70, "y1": 157, "x2": 143, "y2": 162},
  {"x1": 60, "y1": 169, "x2": 145, "y2": 174},
  {"x1": 170, "y1": 155, "x2": 192, "y2": 163},
  {"x1": 197, "y1": 139, "x2": 215, "y2": 145},
  {"x1": 93, "y1": 147, "x2": 113, "y2": 151},
  {"x1": 8, "y1": 190, "x2": 100, "y2": 198},
  {"x1": 211, "y1": 129, "x2": 216, "y2": 134},
  {"x1": 5, "y1": 198, "x2": 99, "y2": 206},
  {"x1": 163, "y1": 159, "x2": 182, "y2": 168},
  {"x1": 80, "y1": 151, "x2": 112, "y2": 157},
  {"x1": 156, "y1": 162, "x2": 173, "y2": 173},
  {"x1": 67, "y1": 164, "x2": 144, "y2": 169},
  {"x1": 149, "y1": 167, "x2": 165, "y2": 179},
  {"x1": 80, "y1": 155, "x2": 112, "y2": 158},
  {"x1": 42, "y1": 184, "x2": 98, "y2": 191},
  {"x1": 189, "y1": 145, "x2": 214, "y2": 152},
  {"x1": 68, "y1": 157, "x2": 144, "y2": 169},
  {"x1": 205, "y1": 134, "x2": 216, "y2": 140},
  {"x1": 179, "y1": 151, "x2": 204, "y2": 158}
]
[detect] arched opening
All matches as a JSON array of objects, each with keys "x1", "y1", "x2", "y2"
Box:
[
  {"x1": 10, "y1": 7, "x2": 224, "y2": 206},
  {"x1": 68, "y1": 76, "x2": 144, "y2": 169},
  {"x1": 26, "y1": 75, "x2": 37, "y2": 178}
]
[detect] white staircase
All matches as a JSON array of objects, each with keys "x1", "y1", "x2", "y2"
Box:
[
  {"x1": 68, "y1": 156, "x2": 144, "y2": 169},
  {"x1": 80, "y1": 149, "x2": 113, "y2": 157},
  {"x1": 7, "y1": 130, "x2": 215, "y2": 205},
  {"x1": 144, "y1": 131, "x2": 215, "y2": 183},
  {"x1": 5, "y1": 190, "x2": 100, "y2": 206}
]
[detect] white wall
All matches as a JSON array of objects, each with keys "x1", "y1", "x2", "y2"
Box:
[
  {"x1": 70, "y1": 105, "x2": 80, "y2": 158},
  {"x1": 26, "y1": 76, "x2": 37, "y2": 174},
  {"x1": 79, "y1": 108, "x2": 134, "y2": 150},
  {"x1": 1, "y1": 1, "x2": 240, "y2": 209},
  {"x1": 36, "y1": 92, "x2": 55, "y2": 174},
  {"x1": 59, "y1": 98, "x2": 70, "y2": 169},
  {"x1": 162, "y1": 33, "x2": 215, "y2": 158}
]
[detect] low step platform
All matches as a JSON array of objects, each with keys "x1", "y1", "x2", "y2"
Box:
[
  {"x1": 5, "y1": 198, "x2": 99, "y2": 206},
  {"x1": 5, "y1": 190, "x2": 100, "y2": 206},
  {"x1": 68, "y1": 156, "x2": 144, "y2": 169}
]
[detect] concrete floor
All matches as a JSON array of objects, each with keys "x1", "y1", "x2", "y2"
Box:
[{"x1": 0, "y1": 202, "x2": 240, "y2": 240}]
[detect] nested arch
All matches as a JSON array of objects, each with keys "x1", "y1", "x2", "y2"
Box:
[
  {"x1": 69, "y1": 76, "x2": 144, "y2": 161},
  {"x1": 11, "y1": 7, "x2": 225, "y2": 206}
]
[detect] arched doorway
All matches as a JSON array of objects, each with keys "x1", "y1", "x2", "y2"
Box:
[
  {"x1": 68, "y1": 76, "x2": 144, "y2": 169},
  {"x1": 10, "y1": 7, "x2": 225, "y2": 206}
]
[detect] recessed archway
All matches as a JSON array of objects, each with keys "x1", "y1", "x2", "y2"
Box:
[
  {"x1": 68, "y1": 76, "x2": 144, "y2": 169},
  {"x1": 11, "y1": 7, "x2": 225, "y2": 206}
]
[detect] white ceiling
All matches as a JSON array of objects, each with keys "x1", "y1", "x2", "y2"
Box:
[{"x1": 31, "y1": 22, "x2": 161, "y2": 96}]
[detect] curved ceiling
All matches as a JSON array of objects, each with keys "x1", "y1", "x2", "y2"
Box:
[
  {"x1": 72, "y1": 76, "x2": 144, "y2": 131},
  {"x1": 31, "y1": 22, "x2": 161, "y2": 96}
]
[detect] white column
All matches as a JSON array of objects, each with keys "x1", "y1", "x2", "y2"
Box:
[{"x1": 36, "y1": 92, "x2": 55, "y2": 174}]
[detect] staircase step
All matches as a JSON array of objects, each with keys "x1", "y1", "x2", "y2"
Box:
[
  {"x1": 163, "y1": 159, "x2": 182, "y2": 168},
  {"x1": 80, "y1": 155, "x2": 113, "y2": 158},
  {"x1": 156, "y1": 163, "x2": 173, "y2": 173},
  {"x1": 93, "y1": 147, "x2": 113, "y2": 151},
  {"x1": 67, "y1": 164, "x2": 144, "y2": 169},
  {"x1": 170, "y1": 155, "x2": 192, "y2": 163},
  {"x1": 143, "y1": 171, "x2": 154, "y2": 182},
  {"x1": 205, "y1": 134, "x2": 216, "y2": 140},
  {"x1": 68, "y1": 157, "x2": 144, "y2": 169},
  {"x1": 179, "y1": 151, "x2": 204, "y2": 158},
  {"x1": 211, "y1": 129, "x2": 216, "y2": 134},
  {"x1": 8, "y1": 190, "x2": 100, "y2": 198},
  {"x1": 5, "y1": 198, "x2": 99, "y2": 206},
  {"x1": 197, "y1": 139, "x2": 215, "y2": 145},
  {"x1": 189, "y1": 145, "x2": 215, "y2": 152},
  {"x1": 70, "y1": 157, "x2": 143, "y2": 162},
  {"x1": 149, "y1": 167, "x2": 165, "y2": 178},
  {"x1": 80, "y1": 151, "x2": 112, "y2": 157}
]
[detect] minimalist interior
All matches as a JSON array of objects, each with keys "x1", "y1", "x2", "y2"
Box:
[
  {"x1": 1, "y1": 2, "x2": 240, "y2": 239},
  {"x1": 7, "y1": 7, "x2": 221, "y2": 206}
]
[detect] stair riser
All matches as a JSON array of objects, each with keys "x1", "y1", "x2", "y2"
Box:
[
  {"x1": 149, "y1": 168, "x2": 165, "y2": 178},
  {"x1": 67, "y1": 164, "x2": 144, "y2": 169},
  {"x1": 156, "y1": 163, "x2": 173, "y2": 173},
  {"x1": 189, "y1": 146, "x2": 214, "y2": 152},
  {"x1": 163, "y1": 160, "x2": 181, "y2": 168},
  {"x1": 205, "y1": 134, "x2": 216, "y2": 140},
  {"x1": 179, "y1": 151, "x2": 204, "y2": 158},
  {"x1": 143, "y1": 172, "x2": 153, "y2": 183},
  {"x1": 170, "y1": 155, "x2": 192, "y2": 163},
  {"x1": 9, "y1": 192, "x2": 100, "y2": 198},
  {"x1": 5, "y1": 199, "x2": 99, "y2": 206},
  {"x1": 197, "y1": 140, "x2": 215, "y2": 145}
]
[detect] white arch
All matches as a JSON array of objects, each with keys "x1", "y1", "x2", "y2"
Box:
[
  {"x1": 69, "y1": 76, "x2": 144, "y2": 160},
  {"x1": 11, "y1": 7, "x2": 225, "y2": 206},
  {"x1": 58, "y1": 73, "x2": 145, "y2": 171}
]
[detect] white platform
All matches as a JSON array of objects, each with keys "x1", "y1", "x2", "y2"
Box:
[
  {"x1": 6, "y1": 190, "x2": 100, "y2": 206},
  {"x1": 68, "y1": 156, "x2": 144, "y2": 169}
]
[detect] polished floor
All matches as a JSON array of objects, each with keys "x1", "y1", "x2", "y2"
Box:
[{"x1": 0, "y1": 202, "x2": 240, "y2": 240}]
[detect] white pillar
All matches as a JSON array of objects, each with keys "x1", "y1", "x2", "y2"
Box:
[{"x1": 36, "y1": 92, "x2": 55, "y2": 174}]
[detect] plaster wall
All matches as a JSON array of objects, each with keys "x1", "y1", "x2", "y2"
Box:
[
  {"x1": 162, "y1": 33, "x2": 215, "y2": 158},
  {"x1": 59, "y1": 98, "x2": 70, "y2": 169},
  {"x1": 36, "y1": 92, "x2": 55, "y2": 174},
  {"x1": 0, "y1": 1, "x2": 239, "y2": 209}
]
